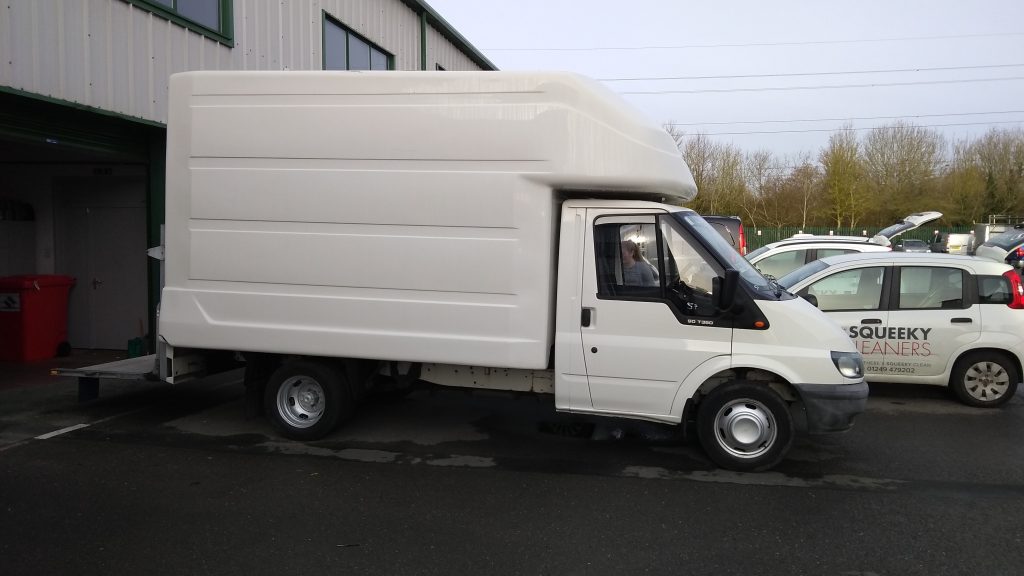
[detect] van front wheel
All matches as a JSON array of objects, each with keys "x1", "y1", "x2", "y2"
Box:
[
  {"x1": 265, "y1": 360, "x2": 353, "y2": 441},
  {"x1": 697, "y1": 382, "x2": 793, "y2": 472}
]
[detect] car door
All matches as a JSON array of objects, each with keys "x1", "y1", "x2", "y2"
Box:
[
  {"x1": 796, "y1": 264, "x2": 891, "y2": 375},
  {"x1": 580, "y1": 211, "x2": 731, "y2": 417},
  {"x1": 888, "y1": 265, "x2": 980, "y2": 378}
]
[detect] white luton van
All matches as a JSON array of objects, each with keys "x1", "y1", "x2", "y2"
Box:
[{"x1": 150, "y1": 70, "x2": 868, "y2": 471}]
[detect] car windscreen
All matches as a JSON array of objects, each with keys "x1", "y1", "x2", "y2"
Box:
[
  {"x1": 777, "y1": 259, "x2": 829, "y2": 290},
  {"x1": 983, "y1": 229, "x2": 1024, "y2": 250}
]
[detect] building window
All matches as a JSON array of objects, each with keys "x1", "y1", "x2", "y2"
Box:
[
  {"x1": 323, "y1": 15, "x2": 392, "y2": 71},
  {"x1": 123, "y1": 1, "x2": 233, "y2": 44}
]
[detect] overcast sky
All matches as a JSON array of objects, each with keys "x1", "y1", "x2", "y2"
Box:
[{"x1": 427, "y1": 0, "x2": 1024, "y2": 161}]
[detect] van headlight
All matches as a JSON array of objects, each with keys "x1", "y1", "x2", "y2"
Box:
[{"x1": 831, "y1": 351, "x2": 864, "y2": 378}]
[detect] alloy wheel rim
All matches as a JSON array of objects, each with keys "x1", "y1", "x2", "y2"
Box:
[{"x1": 964, "y1": 362, "x2": 1010, "y2": 402}]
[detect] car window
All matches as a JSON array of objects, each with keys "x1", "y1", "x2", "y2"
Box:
[
  {"x1": 978, "y1": 275, "x2": 1012, "y2": 305},
  {"x1": 755, "y1": 249, "x2": 807, "y2": 279},
  {"x1": 898, "y1": 267, "x2": 965, "y2": 309},
  {"x1": 805, "y1": 266, "x2": 885, "y2": 311},
  {"x1": 816, "y1": 248, "x2": 857, "y2": 259}
]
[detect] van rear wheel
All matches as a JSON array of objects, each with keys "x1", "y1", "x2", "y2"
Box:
[
  {"x1": 950, "y1": 352, "x2": 1018, "y2": 408},
  {"x1": 264, "y1": 359, "x2": 353, "y2": 440},
  {"x1": 697, "y1": 382, "x2": 793, "y2": 472}
]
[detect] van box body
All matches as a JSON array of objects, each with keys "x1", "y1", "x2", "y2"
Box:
[{"x1": 159, "y1": 71, "x2": 696, "y2": 370}]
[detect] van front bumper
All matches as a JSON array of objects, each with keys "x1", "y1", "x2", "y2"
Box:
[{"x1": 792, "y1": 381, "x2": 869, "y2": 434}]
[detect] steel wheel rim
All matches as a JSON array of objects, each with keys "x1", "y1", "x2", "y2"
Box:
[
  {"x1": 713, "y1": 398, "x2": 777, "y2": 460},
  {"x1": 276, "y1": 375, "x2": 325, "y2": 428},
  {"x1": 963, "y1": 361, "x2": 1010, "y2": 402}
]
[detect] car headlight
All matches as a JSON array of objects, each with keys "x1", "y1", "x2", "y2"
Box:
[{"x1": 831, "y1": 351, "x2": 864, "y2": 379}]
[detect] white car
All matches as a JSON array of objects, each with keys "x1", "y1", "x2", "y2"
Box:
[
  {"x1": 778, "y1": 252, "x2": 1024, "y2": 407},
  {"x1": 975, "y1": 225, "x2": 1024, "y2": 269},
  {"x1": 747, "y1": 211, "x2": 942, "y2": 279}
]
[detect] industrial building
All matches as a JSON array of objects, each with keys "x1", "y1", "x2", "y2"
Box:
[{"x1": 0, "y1": 0, "x2": 494, "y2": 352}]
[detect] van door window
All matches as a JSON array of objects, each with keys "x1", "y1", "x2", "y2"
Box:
[
  {"x1": 593, "y1": 215, "x2": 723, "y2": 319},
  {"x1": 658, "y1": 216, "x2": 722, "y2": 318},
  {"x1": 593, "y1": 218, "x2": 661, "y2": 299}
]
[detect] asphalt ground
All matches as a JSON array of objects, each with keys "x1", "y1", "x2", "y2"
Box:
[{"x1": 1, "y1": 352, "x2": 1023, "y2": 575}]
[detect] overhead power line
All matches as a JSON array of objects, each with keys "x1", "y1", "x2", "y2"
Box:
[
  {"x1": 598, "y1": 63, "x2": 1024, "y2": 82},
  {"x1": 696, "y1": 120, "x2": 1024, "y2": 136},
  {"x1": 620, "y1": 76, "x2": 1024, "y2": 95},
  {"x1": 667, "y1": 110, "x2": 1024, "y2": 127},
  {"x1": 483, "y1": 31, "x2": 1024, "y2": 52}
]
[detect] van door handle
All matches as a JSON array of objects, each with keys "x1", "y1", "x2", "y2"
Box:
[
  {"x1": 861, "y1": 318, "x2": 882, "y2": 324},
  {"x1": 951, "y1": 317, "x2": 972, "y2": 324},
  {"x1": 581, "y1": 308, "x2": 593, "y2": 327}
]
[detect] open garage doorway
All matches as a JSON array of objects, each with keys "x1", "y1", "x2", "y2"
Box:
[{"x1": 0, "y1": 92, "x2": 162, "y2": 355}]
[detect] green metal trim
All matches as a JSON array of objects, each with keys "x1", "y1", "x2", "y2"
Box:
[
  {"x1": 146, "y1": 130, "x2": 167, "y2": 346},
  {"x1": 420, "y1": 11, "x2": 428, "y2": 71},
  {"x1": 320, "y1": 9, "x2": 330, "y2": 70},
  {"x1": 400, "y1": 0, "x2": 497, "y2": 70},
  {"x1": 0, "y1": 85, "x2": 165, "y2": 129},
  {"x1": 121, "y1": 0, "x2": 234, "y2": 47}
]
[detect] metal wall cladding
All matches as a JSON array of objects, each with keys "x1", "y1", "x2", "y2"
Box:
[
  {"x1": 426, "y1": 23, "x2": 479, "y2": 71},
  {"x1": 0, "y1": 0, "x2": 487, "y2": 125}
]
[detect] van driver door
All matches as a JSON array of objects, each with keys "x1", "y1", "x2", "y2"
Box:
[{"x1": 579, "y1": 211, "x2": 733, "y2": 417}]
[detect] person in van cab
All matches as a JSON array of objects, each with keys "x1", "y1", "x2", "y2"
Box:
[{"x1": 621, "y1": 239, "x2": 659, "y2": 287}]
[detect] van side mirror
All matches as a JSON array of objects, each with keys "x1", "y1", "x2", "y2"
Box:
[{"x1": 717, "y1": 269, "x2": 739, "y2": 311}]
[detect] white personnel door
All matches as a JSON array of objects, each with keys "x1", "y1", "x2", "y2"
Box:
[{"x1": 579, "y1": 210, "x2": 732, "y2": 417}]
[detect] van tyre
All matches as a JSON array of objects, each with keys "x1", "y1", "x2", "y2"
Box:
[
  {"x1": 265, "y1": 360, "x2": 353, "y2": 441},
  {"x1": 950, "y1": 352, "x2": 1018, "y2": 408},
  {"x1": 697, "y1": 382, "x2": 793, "y2": 472}
]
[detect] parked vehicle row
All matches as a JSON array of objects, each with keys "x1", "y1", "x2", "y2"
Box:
[{"x1": 745, "y1": 212, "x2": 942, "y2": 279}]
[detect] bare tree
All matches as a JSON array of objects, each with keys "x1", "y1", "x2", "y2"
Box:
[
  {"x1": 970, "y1": 128, "x2": 1024, "y2": 216},
  {"x1": 820, "y1": 126, "x2": 866, "y2": 227},
  {"x1": 861, "y1": 121, "x2": 945, "y2": 222}
]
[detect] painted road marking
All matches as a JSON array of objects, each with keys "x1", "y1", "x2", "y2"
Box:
[{"x1": 35, "y1": 423, "x2": 90, "y2": 440}]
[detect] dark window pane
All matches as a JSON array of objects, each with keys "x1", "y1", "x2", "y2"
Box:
[
  {"x1": 348, "y1": 34, "x2": 371, "y2": 70},
  {"x1": 177, "y1": 0, "x2": 220, "y2": 30},
  {"x1": 151, "y1": 0, "x2": 172, "y2": 6},
  {"x1": 324, "y1": 21, "x2": 348, "y2": 70},
  {"x1": 978, "y1": 275, "x2": 1012, "y2": 304},
  {"x1": 371, "y1": 49, "x2": 388, "y2": 70}
]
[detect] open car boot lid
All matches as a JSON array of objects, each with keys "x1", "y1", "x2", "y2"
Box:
[{"x1": 870, "y1": 211, "x2": 943, "y2": 246}]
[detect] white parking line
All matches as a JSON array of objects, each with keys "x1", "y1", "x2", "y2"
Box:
[{"x1": 35, "y1": 423, "x2": 90, "y2": 440}]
